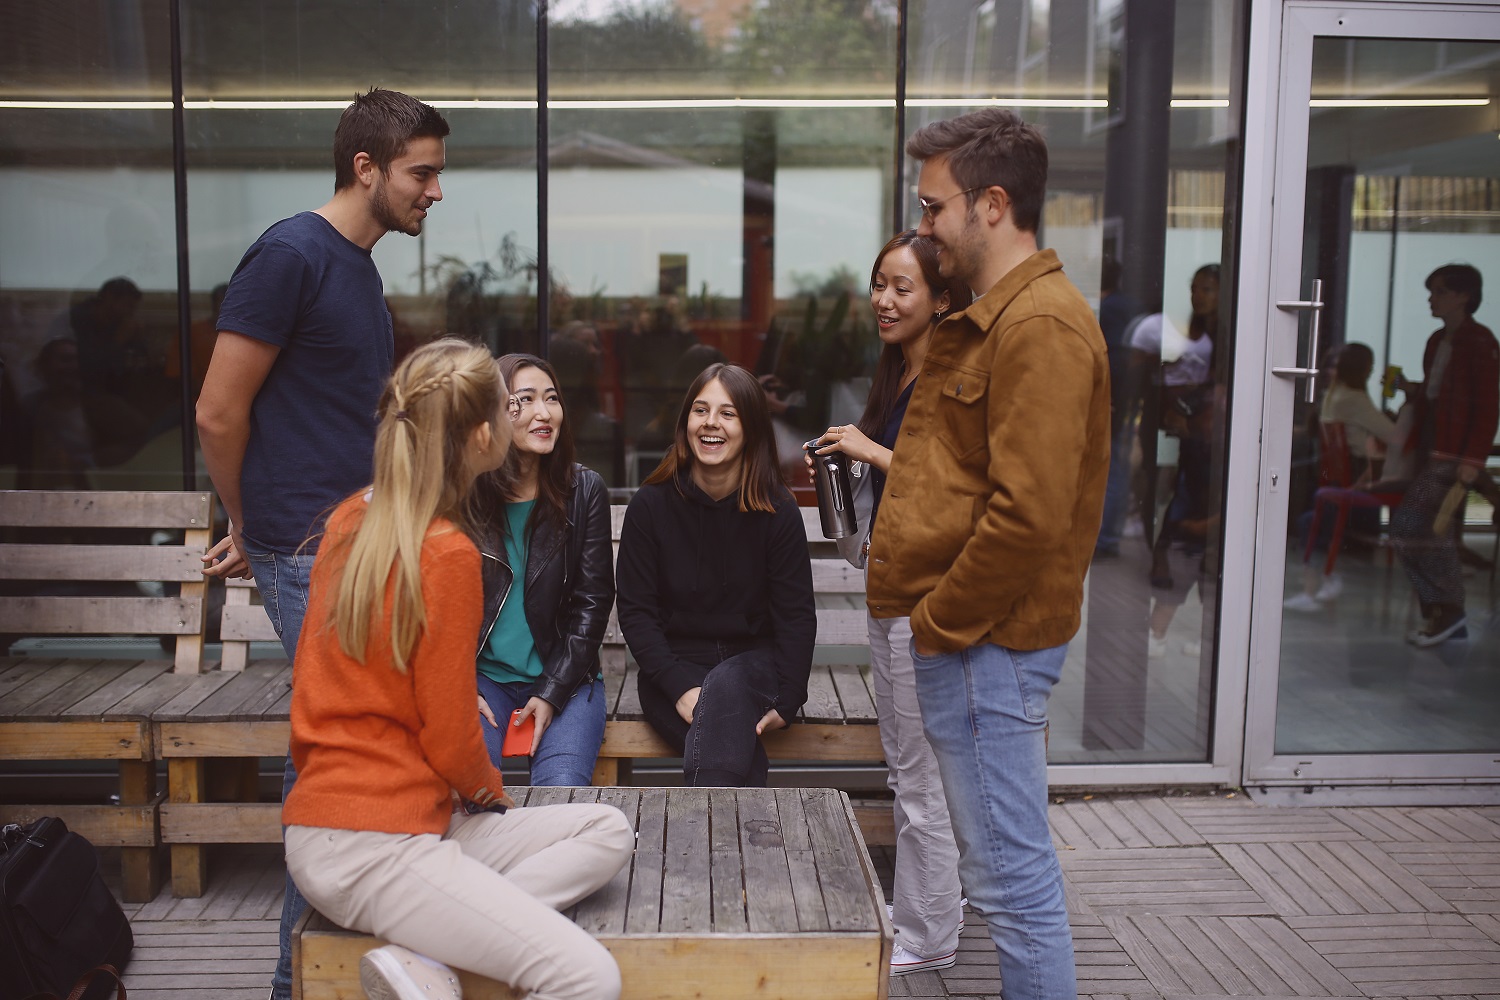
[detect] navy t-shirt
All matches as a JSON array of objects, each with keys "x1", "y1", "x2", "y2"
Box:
[{"x1": 216, "y1": 212, "x2": 394, "y2": 553}]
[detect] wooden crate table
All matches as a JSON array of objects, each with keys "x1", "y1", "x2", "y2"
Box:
[{"x1": 294, "y1": 785, "x2": 893, "y2": 1000}]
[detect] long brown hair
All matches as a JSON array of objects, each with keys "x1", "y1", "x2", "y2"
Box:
[
  {"x1": 854, "y1": 231, "x2": 972, "y2": 442},
  {"x1": 326, "y1": 338, "x2": 502, "y2": 672},
  {"x1": 479, "y1": 353, "x2": 577, "y2": 538},
  {"x1": 643, "y1": 363, "x2": 783, "y2": 513}
]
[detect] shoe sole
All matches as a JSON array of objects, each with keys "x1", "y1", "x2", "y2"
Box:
[
  {"x1": 360, "y1": 951, "x2": 422, "y2": 1000},
  {"x1": 890, "y1": 952, "x2": 957, "y2": 976},
  {"x1": 1412, "y1": 623, "x2": 1468, "y2": 648},
  {"x1": 1410, "y1": 626, "x2": 1470, "y2": 650}
]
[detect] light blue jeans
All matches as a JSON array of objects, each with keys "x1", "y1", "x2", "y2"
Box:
[
  {"x1": 243, "y1": 542, "x2": 314, "y2": 1000},
  {"x1": 477, "y1": 674, "x2": 607, "y2": 786},
  {"x1": 910, "y1": 639, "x2": 1076, "y2": 1000}
]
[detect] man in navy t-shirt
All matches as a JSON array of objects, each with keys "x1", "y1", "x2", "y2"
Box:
[{"x1": 195, "y1": 88, "x2": 449, "y2": 1000}]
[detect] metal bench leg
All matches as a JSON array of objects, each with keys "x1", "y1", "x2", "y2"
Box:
[
  {"x1": 118, "y1": 760, "x2": 162, "y2": 903},
  {"x1": 169, "y1": 758, "x2": 209, "y2": 898}
]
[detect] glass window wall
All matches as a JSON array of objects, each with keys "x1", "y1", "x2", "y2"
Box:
[
  {"x1": 0, "y1": 0, "x2": 1248, "y2": 767},
  {"x1": 0, "y1": 0, "x2": 180, "y2": 490},
  {"x1": 907, "y1": 0, "x2": 1245, "y2": 763}
]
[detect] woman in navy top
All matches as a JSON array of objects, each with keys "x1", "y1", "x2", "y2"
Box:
[{"x1": 810, "y1": 231, "x2": 972, "y2": 976}]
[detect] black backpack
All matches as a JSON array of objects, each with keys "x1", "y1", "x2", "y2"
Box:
[{"x1": 0, "y1": 818, "x2": 132, "y2": 1000}]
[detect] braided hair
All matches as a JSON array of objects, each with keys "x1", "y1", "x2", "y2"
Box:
[{"x1": 326, "y1": 338, "x2": 502, "y2": 672}]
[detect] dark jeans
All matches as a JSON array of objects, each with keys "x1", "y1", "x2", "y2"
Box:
[{"x1": 638, "y1": 647, "x2": 780, "y2": 787}]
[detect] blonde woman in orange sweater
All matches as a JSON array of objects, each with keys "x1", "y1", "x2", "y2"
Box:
[{"x1": 283, "y1": 339, "x2": 634, "y2": 1000}]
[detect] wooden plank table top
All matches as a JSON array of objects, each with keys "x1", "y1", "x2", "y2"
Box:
[{"x1": 296, "y1": 785, "x2": 893, "y2": 1000}]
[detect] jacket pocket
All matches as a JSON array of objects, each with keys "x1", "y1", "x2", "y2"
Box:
[{"x1": 936, "y1": 365, "x2": 989, "y2": 463}]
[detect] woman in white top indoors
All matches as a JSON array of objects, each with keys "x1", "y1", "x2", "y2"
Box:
[{"x1": 1284, "y1": 342, "x2": 1400, "y2": 612}]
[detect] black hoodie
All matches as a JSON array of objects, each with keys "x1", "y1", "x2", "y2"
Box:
[{"x1": 616, "y1": 472, "x2": 816, "y2": 721}]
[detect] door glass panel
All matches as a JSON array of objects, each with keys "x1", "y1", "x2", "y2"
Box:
[{"x1": 1275, "y1": 36, "x2": 1500, "y2": 754}]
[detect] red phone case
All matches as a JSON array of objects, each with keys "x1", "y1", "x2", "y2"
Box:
[{"x1": 500, "y1": 709, "x2": 535, "y2": 757}]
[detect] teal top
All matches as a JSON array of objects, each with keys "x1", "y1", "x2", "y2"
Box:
[{"x1": 477, "y1": 500, "x2": 546, "y2": 685}]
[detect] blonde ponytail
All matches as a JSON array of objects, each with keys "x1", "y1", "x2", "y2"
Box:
[{"x1": 327, "y1": 338, "x2": 501, "y2": 672}]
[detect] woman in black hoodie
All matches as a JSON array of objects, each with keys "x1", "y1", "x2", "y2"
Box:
[{"x1": 617, "y1": 362, "x2": 816, "y2": 786}]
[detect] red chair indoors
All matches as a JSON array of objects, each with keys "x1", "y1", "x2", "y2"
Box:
[{"x1": 1303, "y1": 421, "x2": 1405, "y2": 576}]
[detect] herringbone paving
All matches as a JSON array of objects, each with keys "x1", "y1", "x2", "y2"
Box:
[{"x1": 109, "y1": 790, "x2": 1500, "y2": 998}]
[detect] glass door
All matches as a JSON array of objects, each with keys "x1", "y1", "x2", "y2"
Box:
[{"x1": 1244, "y1": 3, "x2": 1500, "y2": 784}]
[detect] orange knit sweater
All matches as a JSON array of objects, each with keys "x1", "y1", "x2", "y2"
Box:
[{"x1": 283, "y1": 497, "x2": 507, "y2": 834}]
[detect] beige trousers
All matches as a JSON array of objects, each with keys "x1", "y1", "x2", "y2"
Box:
[
  {"x1": 286, "y1": 803, "x2": 634, "y2": 1000},
  {"x1": 868, "y1": 612, "x2": 964, "y2": 958}
]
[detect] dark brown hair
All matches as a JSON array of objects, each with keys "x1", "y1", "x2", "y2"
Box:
[
  {"x1": 855, "y1": 231, "x2": 972, "y2": 442},
  {"x1": 1426, "y1": 263, "x2": 1483, "y2": 316},
  {"x1": 905, "y1": 108, "x2": 1048, "y2": 233},
  {"x1": 1188, "y1": 263, "x2": 1221, "y2": 341},
  {"x1": 1335, "y1": 342, "x2": 1375, "y2": 389},
  {"x1": 644, "y1": 363, "x2": 783, "y2": 513},
  {"x1": 333, "y1": 88, "x2": 450, "y2": 191},
  {"x1": 479, "y1": 353, "x2": 577, "y2": 539}
]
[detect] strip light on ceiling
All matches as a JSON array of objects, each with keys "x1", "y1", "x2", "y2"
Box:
[{"x1": 0, "y1": 97, "x2": 1489, "y2": 111}]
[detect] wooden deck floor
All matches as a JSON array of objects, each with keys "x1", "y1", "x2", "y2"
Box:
[{"x1": 106, "y1": 790, "x2": 1500, "y2": 999}]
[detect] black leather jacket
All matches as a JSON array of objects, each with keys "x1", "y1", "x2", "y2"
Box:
[{"x1": 476, "y1": 465, "x2": 615, "y2": 710}]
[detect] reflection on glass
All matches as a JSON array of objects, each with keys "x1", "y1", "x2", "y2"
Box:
[
  {"x1": 0, "y1": 2, "x2": 180, "y2": 491},
  {"x1": 1276, "y1": 37, "x2": 1500, "y2": 755},
  {"x1": 180, "y1": 0, "x2": 539, "y2": 384},
  {"x1": 906, "y1": 0, "x2": 1243, "y2": 764},
  {"x1": 547, "y1": 1, "x2": 898, "y2": 488}
]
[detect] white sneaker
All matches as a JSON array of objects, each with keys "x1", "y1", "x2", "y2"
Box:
[
  {"x1": 1148, "y1": 632, "x2": 1168, "y2": 657},
  {"x1": 890, "y1": 941, "x2": 957, "y2": 976},
  {"x1": 1314, "y1": 573, "x2": 1343, "y2": 602},
  {"x1": 1283, "y1": 592, "x2": 1321, "y2": 613},
  {"x1": 360, "y1": 945, "x2": 462, "y2": 1000}
]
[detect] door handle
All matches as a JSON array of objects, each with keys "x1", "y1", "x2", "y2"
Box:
[{"x1": 1271, "y1": 278, "x2": 1324, "y2": 403}]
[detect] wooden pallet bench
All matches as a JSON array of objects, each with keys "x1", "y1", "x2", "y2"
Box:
[
  {"x1": 293, "y1": 786, "x2": 892, "y2": 1000},
  {"x1": 159, "y1": 504, "x2": 887, "y2": 897},
  {"x1": 0, "y1": 489, "x2": 214, "y2": 902},
  {"x1": 154, "y1": 660, "x2": 293, "y2": 896}
]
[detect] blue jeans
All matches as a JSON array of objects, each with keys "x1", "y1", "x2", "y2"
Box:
[
  {"x1": 910, "y1": 639, "x2": 1076, "y2": 1000},
  {"x1": 477, "y1": 675, "x2": 607, "y2": 787},
  {"x1": 243, "y1": 543, "x2": 314, "y2": 1000}
]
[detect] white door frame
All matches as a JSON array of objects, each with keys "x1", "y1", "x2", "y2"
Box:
[{"x1": 1236, "y1": 0, "x2": 1500, "y2": 788}]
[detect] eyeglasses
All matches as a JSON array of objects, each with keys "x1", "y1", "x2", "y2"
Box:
[
  {"x1": 507, "y1": 392, "x2": 559, "y2": 420},
  {"x1": 917, "y1": 186, "x2": 986, "y2": 224}
]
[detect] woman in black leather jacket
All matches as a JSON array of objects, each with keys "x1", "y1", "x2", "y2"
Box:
[{"x1": 473, "y1": 353, "x2": 615, "y2": 785}]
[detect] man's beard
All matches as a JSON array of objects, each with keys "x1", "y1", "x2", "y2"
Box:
[{"x1": 372, "y1": 180, "x2": 420, "y2": 237}]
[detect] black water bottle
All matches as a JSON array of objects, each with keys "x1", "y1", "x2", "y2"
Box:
[{"x1": 806, "y1": 438, "x2": 858, "y2": 539}]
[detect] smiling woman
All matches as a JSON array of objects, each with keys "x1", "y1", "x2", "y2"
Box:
[
  {"x1": 469, "y1": 352, "x2": 616, "y2": 788},
  {"x1": 616, "y1": 362, "x2": 817, "y2": 788}
]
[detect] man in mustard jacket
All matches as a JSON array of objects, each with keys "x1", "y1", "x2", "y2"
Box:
[{"x1": 867, "y1": 108, "x2": 1110, "y2": 1000}]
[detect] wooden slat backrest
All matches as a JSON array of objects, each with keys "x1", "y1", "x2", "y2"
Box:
[
  {"x1": 0, "y1": 544, "x2": 206, "y2": 582},
  {"x1": 0, "y1": 490, "x2": 215, "y2": 673},
  {"x1": 219, "y1": 503, "x2": 869, "y2": 669},
  {"x1": 0, "y1": 491, "x2": 212, "y2": 529}
]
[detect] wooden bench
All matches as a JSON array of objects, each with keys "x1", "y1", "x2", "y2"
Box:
[
  {"x1": 159, "y1": 504, "x2": 886, "y2": 896},
  {"x1": 294, "y1": 786, "x2": 892, "y2": 1000},
  {"x1": 0, "y1": 489, "x2": 215, "y2": 902}
]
